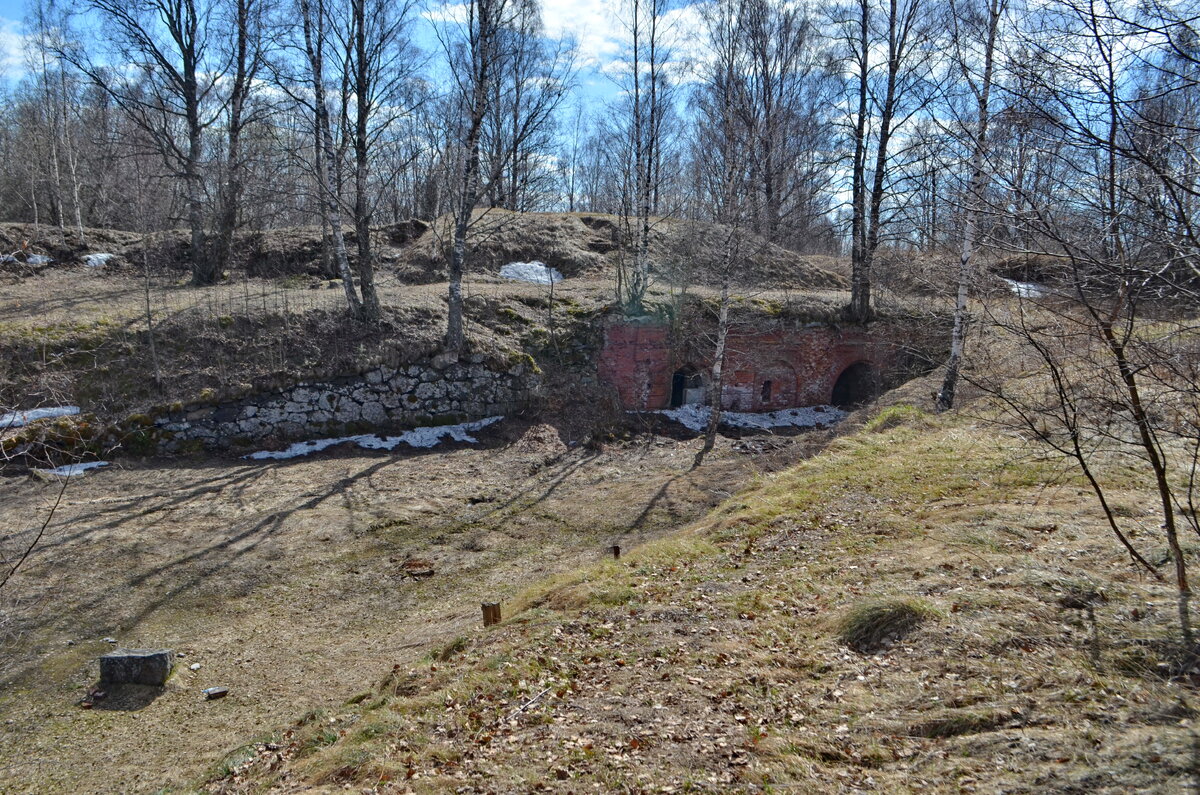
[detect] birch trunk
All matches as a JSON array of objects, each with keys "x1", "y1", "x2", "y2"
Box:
[{"x1": 937, "y1": 0, "x2": 1001, "y2": 411}]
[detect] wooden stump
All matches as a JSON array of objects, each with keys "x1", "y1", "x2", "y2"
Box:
[{"x1": 481, "y1": 602, "x2": 501, "y2": 627}]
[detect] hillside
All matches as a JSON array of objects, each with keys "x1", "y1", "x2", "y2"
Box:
[
  {"x1": 0, "y1": 212, "x2": 847, "y2": 290},
  {"x1": 201, "y1": 385, "x2": 1195, "y2": 794}
]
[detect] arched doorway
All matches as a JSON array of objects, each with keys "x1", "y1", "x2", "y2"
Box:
[
  {"x1": 831, "y1": 362, "x2": 879, "y2": 407},
  {"x1": 670, "y1": 366, "x2": 706, "y2": 407}
]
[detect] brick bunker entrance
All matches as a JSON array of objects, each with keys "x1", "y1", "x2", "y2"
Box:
[{"x1": 598, "y1": 321, "x2": 899, "y2": 412}]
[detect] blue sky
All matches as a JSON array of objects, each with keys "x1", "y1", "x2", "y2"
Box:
[
  {"x1": 0, "y1": 0, "x2": 706, "y2": 104},
  {"x1": 0, "y1": 0, "x2": 22, "y2": 79}
]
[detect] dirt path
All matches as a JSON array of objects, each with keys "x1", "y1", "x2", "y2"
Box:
[{"x1": 0, "y1": 421, "x2": 816, "y2": 793}]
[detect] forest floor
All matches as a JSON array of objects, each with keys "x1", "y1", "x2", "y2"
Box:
[{"x1": 0, "y1": 415, "x2": 824, "y2": 793}]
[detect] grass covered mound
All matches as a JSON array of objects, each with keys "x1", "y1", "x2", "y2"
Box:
[
  {"x1": 206, "y1": 405, "x2": 1195, "y2": 793},
  {"x1": 396, "y1": 210, "x2": 849, "y2": 290}
]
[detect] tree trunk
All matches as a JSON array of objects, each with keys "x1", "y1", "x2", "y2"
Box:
[
  {"x1": 301, "y1": 0, "x2": 360, "y2": 316},
  {"x1": 847, "y1": 0, "x2": 871, "y2": 323},
  {"x1": 212, "y1": 0, "x2": 254, "y2": 281},
  {"x1": 446, "y1": 0, "x2": 494, "y2": 353},
  {"x1": 184, "y1": 68, "x2": 214, "y2": 285},
  {"x1": 938, "y1": 0, "x2": 1001, "y2": 412},
  {"x1": 353, "y1": 0, "x2": 381, "y2": 323},
  {"x1": 447, "y1": 136, "x2": 480, "y2": 351},
  {"x1": 694, "y1": 258, "x2": 732, "y2": 469},
  {"x1": 320, "y1": 114, "x2": 360, "y2": 317}
]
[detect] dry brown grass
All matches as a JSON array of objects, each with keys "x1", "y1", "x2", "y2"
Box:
[
  {"x1": 0, "y1": 421, "x2": 803, "y2": 793},
  {"x1": 195, "y1": 394, "x2": 1199, "y2": 794}
]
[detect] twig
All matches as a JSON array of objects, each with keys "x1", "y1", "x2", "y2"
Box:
[
  {"x1": 0, "y1": 471, "x2": 69, "y2": 591},
  {"x1": 472, "y1": 687, "x2": 553, "y2": 743},
  {"x1": 504, "y1": 687, "x2": 550, "y2": 723}
]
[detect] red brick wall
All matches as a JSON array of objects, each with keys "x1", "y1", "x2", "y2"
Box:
[{"x1": 597, "y1": 321, "x2": 897, "y2": 410}]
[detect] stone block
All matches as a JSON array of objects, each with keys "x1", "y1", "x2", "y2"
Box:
[
  {"x1": 361, "y1": 401, "x2": 387, "y2": 423},
  {"x1": 100, "y1": 648, "x2": 174, "y2": 685}
]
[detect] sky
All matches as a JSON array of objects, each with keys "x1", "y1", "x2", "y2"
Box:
[
  {"x1": 0, "y1": 0, "x2": 22, "y2": 79},
  {"x1": 0, "y1": 0, "x2": 705, "y2": 100}
]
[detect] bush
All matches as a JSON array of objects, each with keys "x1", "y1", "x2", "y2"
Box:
[
  {"x1": 837, "y1": 597, "x2": 938, "y2": 652},
  {"x1": 864, "y1": 404, "x2": 931, "y2": 433}
]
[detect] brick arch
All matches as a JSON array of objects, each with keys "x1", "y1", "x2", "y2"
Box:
[{"x1": 830, "y1": 361, "x2": 880, "y2": 407}]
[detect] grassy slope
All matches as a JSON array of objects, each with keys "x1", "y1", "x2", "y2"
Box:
[{"x1": 207, "y1": 400, "x2": 1195, "y2": 794}]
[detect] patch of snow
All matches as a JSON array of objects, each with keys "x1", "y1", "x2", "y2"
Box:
[
  {"x1": 500, "y1": 261, "x2": 562, "y2": 285},
  {"x1": 25, "y1": 254, "x2": 51, "y2": 265},
  {"x1": 0, "y1": 405, "x2": 80, "y2": 429},
  {"x1": 83, "y1": 253, "x2": 115, "y2": 268},
  {"x1": 244, "y1": 416, "x2": 504, "y2": 461},
  {"x1": 650, "y1": 404, "x2": 846, "y2": 433},
  {"x1": 37, "y1": 461, "x2": 109, "y2": 477},
  {"x1": 1000, "y1": 277, "x2": 1049, "y2": 298}
]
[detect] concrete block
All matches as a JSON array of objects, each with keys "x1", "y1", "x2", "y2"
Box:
[{"x1": 99, "y1": 648, "x2": 174, "y2": 685}]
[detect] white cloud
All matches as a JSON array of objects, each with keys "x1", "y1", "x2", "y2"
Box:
[
  {"x1": 424, "y1": 0, "x2": 707, "y2": 72},
  {"x1": 0, "y1": 17, "x2": 25, "y2": 79},
  {"x1": 539, "y1": 0, "x2": 624, "y2": 67}
]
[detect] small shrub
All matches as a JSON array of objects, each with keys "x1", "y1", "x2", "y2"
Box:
[
  {"x1": 908, "y1": 710, "x2": 1007, "y2": 738},
  {"x1": 297, "y1": 727, "x2": 339, "y2": 757},
  {"x1": 837, "y1": 597, "x2": 938, "y2": 652},
  {"x1": 864, "y1": 404, "x2": 931, "y2": 433},
  {"x1": 435, "y1": 636, "x2": 469, "y2": 662}
]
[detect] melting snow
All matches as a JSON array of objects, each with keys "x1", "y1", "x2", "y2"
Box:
[
  {"x1": 245, "y1": 416, "x2": 504, "y2": 461},
  {"x1": 37, "y1": 461, "x2": 109, "y2": 477},
  {"x1": 83, "y1": 253, "x2": 115, "y2": 268},
  {"x1": 25, "y1": 254, "x2": 52, "y2": 265},
  {"x1": 651, "y1": 404, "x2": 846, "y2": 433},
  {"x1": 499, "y1": 261, "x2": 562, "y2": 285},
  {"x1": 1, "y1": 406, "x2": 80, "y2": 429},
  {"x1": 1000, "y1": 277, "x2": 1049, "y2": 298}
]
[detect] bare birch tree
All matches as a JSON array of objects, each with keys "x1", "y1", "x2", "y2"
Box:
[
  {"x1": 936, "y1": 0, "x2": 1005, "y2": 411},
  {"x1": 837, "y1": 0, "x2": 938, "y2": 322},
  {"x1": 444, "y1": 0, "x2": 504, "y2": 352},
  {"x1": 618, "y1": 0, "x2": 675, "y2": 314},
  {"x1": 692, "y1": 0, "x2": 751, "y2": 468},
  {"x1": 976, "y1": 0, "x2": 1200, "y2": 641},
  {"x1": 74, "y1": 0, "x2": 223, "y2": 284}
]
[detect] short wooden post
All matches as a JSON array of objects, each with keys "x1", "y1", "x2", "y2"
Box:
[
  {"x1": 482, "y1": 602, "x2": 501, "y2": 626},
  {"x1": 610, "y1": 544, "x2": 621, "y2": 560}
]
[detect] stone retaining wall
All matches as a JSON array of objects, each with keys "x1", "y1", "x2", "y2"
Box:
[{"x1": 154, "y1": 354, "x2": 540, "y2": 452}]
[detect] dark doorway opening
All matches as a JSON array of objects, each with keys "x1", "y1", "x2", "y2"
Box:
[
  {"x1": 670, "y1": 367, "x2": 705, "y2": 408},
  {"x1": 831, "y1": 362, "x2": 879, "y2": 407},
  {"x1": 760, "y1": 380, "x2": 773, "y2": 403}
]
